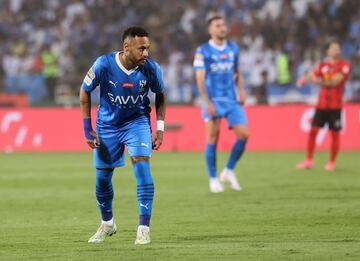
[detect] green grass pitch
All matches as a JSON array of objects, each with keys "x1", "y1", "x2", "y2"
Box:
[{"x1": 0, "y1": 151, "x2": 359, "y2": 260}]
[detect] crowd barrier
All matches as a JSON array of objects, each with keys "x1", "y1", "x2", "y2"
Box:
[{"x1": 0, "y1": 105, "x2": 359, "y2": 152}]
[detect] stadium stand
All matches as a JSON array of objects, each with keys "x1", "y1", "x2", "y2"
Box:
[{"x1": 0, "y1": 0, "x2": 359, "y2": 105}]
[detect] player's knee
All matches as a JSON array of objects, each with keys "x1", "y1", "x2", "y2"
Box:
[
  {"x1": 237, "y1": 130, "x2": 249, "y2": 140},
  {"x1": 207, "y1": 137, "x2": 218, "y2": 144},
  {"x1": 95, "y1": 168, "x2": 114, "y2": 189},
  {"x1": 131, "y1": 156, "x2": 150, "y2": 164},
  {"x1": 207, "y1": 133, "x2": 219, "y2": 144}
]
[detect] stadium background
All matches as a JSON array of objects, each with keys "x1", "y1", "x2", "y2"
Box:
[
  {"x1": 1, "y1": 1, "x2": 360, "y2": 260},
  {"x1": 0, "y1": 0, "x2": 360, "y2": 152}
]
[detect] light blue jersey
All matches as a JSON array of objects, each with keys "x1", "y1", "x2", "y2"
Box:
[
  {"x1": 82, "y1": 52, "x2": 164, "y2": 168},
  {"x1": 193, "y1": 41, "x2": 247, "y2": 127},
  {"x1": 193, "y1": 40, "x2": 239, "y2": 101},
  {"x1": 82, "y1": 52, "x2": 164, "y2": 127}
]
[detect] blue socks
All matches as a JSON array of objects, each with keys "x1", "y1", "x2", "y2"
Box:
[
  {"x1": 226, "y1": 139, "x2": 247, "y2": 170},
  {"x1": 205, "y1": 144, "x2": 217, "y2": 178},
  {"x1": 133, "y1": 161, "x2": 154, "y2": 227},
  {"x1": 95, "y1": 162, "x2": 154, "y2": 226},
  {"x1": 95, "y1": 168, "x2": 114, "y2": 221}
]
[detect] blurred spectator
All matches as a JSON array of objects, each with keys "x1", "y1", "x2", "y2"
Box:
[
  {"x1": 3, "y1": 43, "x2": 22, "y2": 94},
  {"x1": 350, "y1": 49, "x2": 360, "y2": 102},
  {"x1": 276, "y1": 45, "x2": 292, "y2": 86},
  {"x1": 41, "y1": 44, "x2": 60, "y2": 101}
]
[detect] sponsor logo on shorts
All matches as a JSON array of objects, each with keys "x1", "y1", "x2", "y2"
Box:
[{"x1": 141, "y1": 142, "x2": 149, "y2": 148}]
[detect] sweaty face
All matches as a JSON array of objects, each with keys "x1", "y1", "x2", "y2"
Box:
[
  {"x1": 124, "y1": 36, "x2": 150, "y2": 66},
  {"x1": 327, "y1": 43, "x2": 341, "y2": 59},
  {"x1": 208, "y1": 18, "x2": 227, "y2": 40}
]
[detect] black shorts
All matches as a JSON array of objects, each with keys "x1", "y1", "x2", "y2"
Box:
[{"x1": 312, "y1": 109, "x2": 342, "y2": 131}]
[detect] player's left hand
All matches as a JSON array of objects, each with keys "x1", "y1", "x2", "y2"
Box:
[
  {"x1": 86, "y1": 130, "x2": 100, "y2": 149},
  {"x1": 152, "y1": 131, "x2": 163, "y2": 150},
  {"x1": 238, "y1": 89, "x2": 247, "y2": 105}
]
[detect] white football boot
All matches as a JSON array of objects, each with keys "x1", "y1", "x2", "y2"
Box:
[
  {"x1": 220, "y1": 168, "x2": 242, "y2": 191},
  {"x1": 135, "y1": 225, "x2": 151, "y2": 245},
  {"x1": 88, "y1": 222, "x2": 117, "y2": 243},
  {"x1": 209, "y1": 177, "x2": 224, "y2": 193}
]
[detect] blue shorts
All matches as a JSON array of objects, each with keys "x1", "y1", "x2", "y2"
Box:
[
  {"x1": 202, "y1": 99, "x2": 248, "y2": 128},
  {"x1": 94, "y1": 116, "x2": 152, "y2": 169}
]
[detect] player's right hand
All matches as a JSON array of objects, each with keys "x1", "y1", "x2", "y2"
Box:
[
  {"x1": 86, "y1": 131, "x2": 100, "y2": 149},
  {"x1": 206, "y1": 101, "x2": 216, "y2": 117},
  {"x1": 152, "y1": 130, "x2": 163, "y2": 150}
]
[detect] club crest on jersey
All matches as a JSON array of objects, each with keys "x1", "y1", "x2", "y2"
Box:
[
  {"x1": 122, "y1": 82, "x2": 135, "y2": 88},
  {"x1": 139, "y1": 79, "x2": 146, "y2": 92}
]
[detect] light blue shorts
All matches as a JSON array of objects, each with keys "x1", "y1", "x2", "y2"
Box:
[
  {"x1": 202, "y1": 100, "x2": 248, "y2": 128},
  {"x1": 94, "y1": 116, "x2": 152, "y2": 168}
]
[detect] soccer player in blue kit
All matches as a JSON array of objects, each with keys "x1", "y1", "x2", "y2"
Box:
[
  {"x1": 194, "y1": 16, "x2": 248, "y2": 193},
  {"x1": 79, "y1": 27, "x2": 166, "y2": 244}
]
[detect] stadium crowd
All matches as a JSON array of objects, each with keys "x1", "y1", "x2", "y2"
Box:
[{"x1": 0, "y1": 0, "x2": 360, "y2": 105}]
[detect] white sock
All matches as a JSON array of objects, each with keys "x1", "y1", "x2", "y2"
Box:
[
  {"x1": 138, "y1": 225, "x2": 149, "y2": 230},
  {"x1": 102, "y1": 218, "x2": 114, "y2": 226}
]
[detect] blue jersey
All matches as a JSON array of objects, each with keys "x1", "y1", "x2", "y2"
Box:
[
  {"x1": 193, "y1": 40, "x2": 240, "y2": 101},
  {"x1": 82, "y1": 52, "x2": 164, "y2": 127}
]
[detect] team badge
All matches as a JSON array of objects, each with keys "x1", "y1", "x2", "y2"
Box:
[{"x1": 139, "y1": 80, "x2": 146, "y2": 92}]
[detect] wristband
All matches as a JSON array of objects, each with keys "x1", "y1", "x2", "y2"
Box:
[
  {"x1": 156, "y1": 120, "x2": 164, "y2": 131},
  {"x1": 83, "y1": 118, "x2": 93, "y2": 139}
]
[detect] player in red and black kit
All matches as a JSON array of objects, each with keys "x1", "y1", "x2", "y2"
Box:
[{"x1": 296, "y1": 41, "x2": 351, "y2": 171}]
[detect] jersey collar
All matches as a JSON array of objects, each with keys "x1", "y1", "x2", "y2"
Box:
[
  {"x1": 116, "y1": 52, "x2": 138, "y2": 75},
  {"x1": 209, "y1": 40, "x2": 227, "y2": 51}
]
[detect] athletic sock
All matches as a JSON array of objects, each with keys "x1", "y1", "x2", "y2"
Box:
[
  {"x1": 226, "y1": 139, "x2": 247, "y2": 170},
  {"x1": 102, "y1": 218, "x2": 114, "y2": 226},
  {"x1": 205, "y1": 144, "x2": 217, "y2": 178},
  {"x1": 307, "y1": 127, "x2": 319, "y2": 160},
  {"x1": 95, "y1": 168, "x2": 114, "y2": 222},
  {"x1": 330, "y1": 130, "x2": 340, "y2": 162},
  {"x1": 133, "y1": 161, "x2": 154, "y2": 227}
]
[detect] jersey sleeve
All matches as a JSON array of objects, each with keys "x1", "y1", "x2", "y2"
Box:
[
  {"x1": 233, "y1": 43, "x2": 240, "y2": 72},
  {"x1": 193, "y1": 46, "x2": 205, "y2": 70},
  {"x1": 341, "y1": 62, "x2": 351, "y2": 80},
  {"x1": 150, "y1": 61, "x2": 165, "y2": 94},
  {"x1": 81, "y1": 56, "x2": 105, "y2": 92}
]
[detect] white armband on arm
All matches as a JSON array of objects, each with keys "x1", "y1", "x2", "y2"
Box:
[{"x1": 157, "y1": 120, "x2": 164, "y2": 132}]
